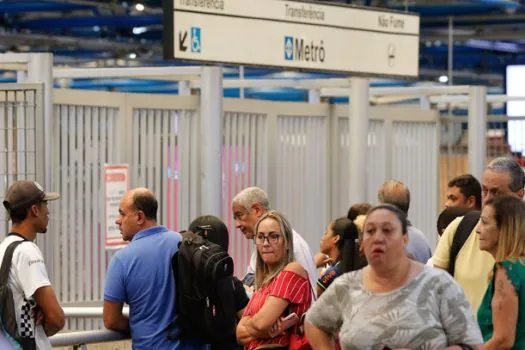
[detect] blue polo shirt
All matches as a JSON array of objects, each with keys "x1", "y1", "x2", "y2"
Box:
[{"x1": 104, "y1": 226, "x2": 181, "y2": 350}]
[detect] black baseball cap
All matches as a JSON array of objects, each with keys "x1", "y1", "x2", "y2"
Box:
[{"x1": 3, "y1": 180, "x2": 60, "y2": 212}]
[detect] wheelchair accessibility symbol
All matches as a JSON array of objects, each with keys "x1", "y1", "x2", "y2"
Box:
[{"x1": 191, "y1": 27, "x2": 201, "y2": 53}]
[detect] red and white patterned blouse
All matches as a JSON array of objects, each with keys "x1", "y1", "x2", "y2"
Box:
[{"x1": 243, "y1": 270, "x2": 312, "y2": 350}]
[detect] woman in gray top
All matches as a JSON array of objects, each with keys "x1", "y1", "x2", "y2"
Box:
[{"x1": 305, "y1": 204, "x2": 483, "y2": 350}]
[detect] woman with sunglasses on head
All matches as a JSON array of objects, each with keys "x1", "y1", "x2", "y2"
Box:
[
  {"x1": 476, "y1": 196, "x2": 525, "y2": 350},
  {"x1": 236, "y1": 211, "x2": 312, "y2": 350}
]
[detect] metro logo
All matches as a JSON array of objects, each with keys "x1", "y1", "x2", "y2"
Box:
[{"x1": 284, "y1": 36, "x2": 325, "y2": 63}]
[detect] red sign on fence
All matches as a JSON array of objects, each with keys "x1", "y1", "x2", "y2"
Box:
[{"x1": 104, "y1": 164, "x2": 129, "y2": 249}]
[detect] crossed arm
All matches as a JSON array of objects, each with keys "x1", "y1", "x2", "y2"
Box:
[
  {"x1": 236, "y1": 295, "x2": 289, "y2": 345},
  {"x1": 33, "y1": 286, "x2": 65, "y2": 336}
]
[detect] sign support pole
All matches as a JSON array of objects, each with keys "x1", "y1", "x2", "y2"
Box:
[
  {"x1": 200, "y1": 66, "x2": 223, "y2": 217},
  {"x1": 348, "y1": 77, "x2": 369, "y2": 205}
]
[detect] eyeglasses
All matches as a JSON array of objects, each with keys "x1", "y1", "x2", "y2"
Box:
[{"x1": 255, "y1": 232, "x2": 281, "y2": 245}]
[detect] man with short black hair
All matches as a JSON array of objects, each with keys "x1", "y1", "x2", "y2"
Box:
[
  {"x1": 103, "y1": 188, "x2": 182, "y2": 349},
  {"x1": 0, "y1": 180, "x2": 65, "y2": 349},
  {"x1": 445, "y1": 174, "x2": 482, "y2": 210}
]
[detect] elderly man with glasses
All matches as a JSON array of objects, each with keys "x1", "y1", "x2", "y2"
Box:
[{"x1": 231, "y1": 187, "x2": 316, "y2": 295}]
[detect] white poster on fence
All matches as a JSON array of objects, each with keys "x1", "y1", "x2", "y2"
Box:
[{"x1": 104, "y1": 164, "x2": 129, "y2": 249}]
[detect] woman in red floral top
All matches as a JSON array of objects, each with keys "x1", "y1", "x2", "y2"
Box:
[{"x1": 236, "y1": 211, "x2": 312, "y2": 350}]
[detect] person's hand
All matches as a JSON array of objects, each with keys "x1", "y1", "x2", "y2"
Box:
[
  {"x1": 243, "y1": 284, "x2": 254, "y2": 298},
  {"x1": 33, "y1": 306, "x2": 45, "y2": 326},
  {"x1": 268, "y1": 318, "x2": 284, "y2": 338},
  {"x1": 314, "y1": 253, "x2": 333, "y2": 268}
]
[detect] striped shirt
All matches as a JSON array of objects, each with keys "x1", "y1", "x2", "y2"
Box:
[{"x1": 244, "y1": 270, "x2": 311, "y2": 350}]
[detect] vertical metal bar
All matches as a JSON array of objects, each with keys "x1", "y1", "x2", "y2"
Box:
[
  {"x1": 26, "y1": 90, "x2": 37, "y2": 182},
  {"x1": 308, "y1": 90, "x2": 321, "y2": 104},
  {"x1": 200, "y1": 67, "x2": 223, "y2": 217},
  {"x1": 189, "y1": 109, "x2": 199, "y2": 227},
  {"x1": 249, "y1": 114, "x2": 256, "y2": 190},
  {"x1": 0, "y1": 93, "x2": 6, "y2": 238},
  {"x1": 224, "y1": 111, "x2": 232, "y2": 255},
  {"x1": 131, "y1": 109, "x2": 140, "y2": 186},
  {"x1": 180, "y1": 112, "x2": 190, "y2": 227},
  {"x1": 7, "y1": 91, "x2": 14, "y2": 183},
  {"x1": 77, "y1": 106, "x2": 85, "y2": 331},
  {"x1": 68, "y1": 106, "x2": 77, "y2": 311},
  {"x1": 17, "y1": 91, "x2": 26, "y2": 178},
  {"x1": 59, "y1": 105, "x2": 68, "y2": 304},
  {"x1": 84, "y1": 106, "x2": 93, "y2": 327},
  {"x1": 154, "y1": 110, "x2": 162, "y2": 220},
  {"x1": 349, "y1": 78, "x2": 369, "y2": 204},
  {"x1": 92, "y1": 107, "x2": 101, "y2": 300},
  {"x1": 468, "y1": 86, "x2": 487, "y2": 179},
  {"x1": 99, "y1": 107, "x2": 107, "y2": 292},
  {"x1": 161, "y1": 110, "x2": 169, "y2": 229},
  {"x1": 147, "y1": 109, "x2": 155, "y2": 189},
  {"x1": 448, "y1": 16, "x2": 454, "y2": 86},
  {"x1": 139, "y1": 109, "x2": 147, "y2": 186},
  {"x1": 50, "y1": 103, "x2": 60, "y2": 294},
  {"x1": 27, "y1": 54, "x2": 53, "y2": 189},
  {"x1": 383, "y1": 119, "x2": 393, "y2": 181},
  {"x1": 169, "y1": 111, "x2": 177, "y2": 230},
  {"x1": 239, "y1": 66, "x2": 245, "y2": 99}
]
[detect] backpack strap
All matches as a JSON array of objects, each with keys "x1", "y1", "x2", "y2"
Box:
[
  {"x1": 447, "y1": 210, "x2": 480, "y2": 277},
  {"x1": 0, "y1": 240, "x2": 25, "y2": 285}
]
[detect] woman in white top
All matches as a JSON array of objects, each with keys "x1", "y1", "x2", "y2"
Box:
[{"x1": 305, "y1": 204, "x2": 483, "y2": 350}]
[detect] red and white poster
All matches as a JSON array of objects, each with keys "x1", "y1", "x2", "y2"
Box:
[{"x1": 104, "y1": 164, "x2": 129, "y2": 249}]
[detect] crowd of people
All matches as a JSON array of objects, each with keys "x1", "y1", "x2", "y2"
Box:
[{"x1": 0, "y1": 156, "x2": 523, "y2": 349}]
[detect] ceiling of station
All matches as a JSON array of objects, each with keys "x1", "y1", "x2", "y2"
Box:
[{"x1": 1, "y1": 0, "x2": 524, "y2": 98}]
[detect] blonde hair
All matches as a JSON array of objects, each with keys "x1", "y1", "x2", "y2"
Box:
[
  {"x1": 254, "y1": 210, "x2": 295, "y2": 289},
  {"x1": 487, "y1": 196, "x2": 525, "y2": 262}
]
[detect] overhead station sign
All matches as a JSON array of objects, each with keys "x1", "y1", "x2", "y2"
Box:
[{"x1": 164, "y1": 0, "x2": 420, "y2": 78}]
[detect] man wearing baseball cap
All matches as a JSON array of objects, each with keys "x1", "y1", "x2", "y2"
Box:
[{"x1": 0, "y1": 180, "x2": 65, "y2": 349}]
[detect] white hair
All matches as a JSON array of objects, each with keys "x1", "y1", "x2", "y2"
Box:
[
  {"x1": 487, "y1": 157, "x2": 525, "y2": 193},
  {"x1": 232, "y1": 187, "x2": 271, "y2": 211}
]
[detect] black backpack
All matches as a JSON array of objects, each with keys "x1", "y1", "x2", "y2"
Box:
[
  {"x1": 169, "y1": 231, "x2": 236, "y2": 344},
  {"x1": 447, "y1": 210, "x2": 481, "y2": 277},
  {"x1": 0, "y1": 240, "x2": 36, "y2": 350}
]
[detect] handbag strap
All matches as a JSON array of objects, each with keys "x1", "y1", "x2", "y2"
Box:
[{"x1": 0, "y1": 240, "x2": 25, "y2": 285}]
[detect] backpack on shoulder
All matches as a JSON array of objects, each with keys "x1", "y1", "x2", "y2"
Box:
[
  {"x1": 0, "y1": 240, "x2": 36, "y2": 350},
  {"x1": 447, "y1": 210, "x2": 481, "y2": 277},
  {"x1": 168, "y1": 230, "x2": 237, "y2": 344}
]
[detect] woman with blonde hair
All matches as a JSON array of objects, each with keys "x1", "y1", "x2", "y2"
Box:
[
  {"x1": 236, "y1": 211, "x2": 312, "y2": 350},
  {"x1": 476, "y1": 195, "x2": 525, "y2": 349}
]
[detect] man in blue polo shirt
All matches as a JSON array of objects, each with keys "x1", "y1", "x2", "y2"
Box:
[{"x1": 103, "y1": 187, "x2": 181, "y2": 349}]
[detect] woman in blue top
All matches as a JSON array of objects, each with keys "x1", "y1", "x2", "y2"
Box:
[
  {"x1": 316, "y1": 217, "x2": 366, "y2": 296},
  {"x1": 476, "y1": 195, "x2": 525, "y2": 349}
]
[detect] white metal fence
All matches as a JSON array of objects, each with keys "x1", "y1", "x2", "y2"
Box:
[
  {"x1": 222, "y1": 102, "x2": 269, "y2": 277},
  {"x1": 333, "y1": 105, "x2": 440, "y2": 248},
  {"x1": 438, "y1": 115, "x2": 525, "y2": 210},
  {"x1": 0, "y1": 87, "x2": 442, "y2": 331},
  {"x1": 0, "y1": 84, "x2": 44, "y2": 238}
]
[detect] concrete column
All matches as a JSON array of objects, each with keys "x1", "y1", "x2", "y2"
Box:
[
  {"x1": 348, "y1": 78, "x2": 369, "y2": 204},
  {"x1": 199, "y1": 66, "x2": 223, "y2": 216},
  {"x1": 468, "y1": 86, "x2": 487, "y2": 179}
]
